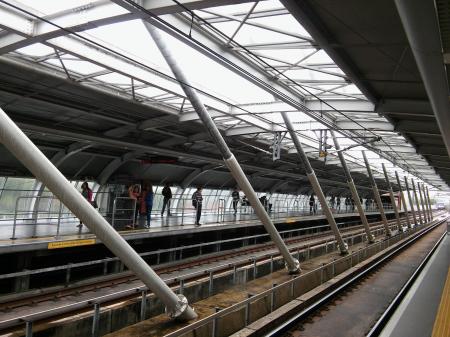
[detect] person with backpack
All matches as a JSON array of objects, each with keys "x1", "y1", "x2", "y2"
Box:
[
  {"x1": 78, "y1": 182, "x2": 93, "y2": 228},
  {"x1": 161, "y1": 182, "x2": 173, "y2": 216},
  {"x1": 192, "y1": 186, "x2": 203, "y2": 226}
]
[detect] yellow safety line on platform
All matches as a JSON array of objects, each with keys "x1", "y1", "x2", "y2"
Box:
[
  {"x1": 432, "y1": 267, "x2": 450, "y2": 337},
  {"x1": 48, "y1": 239, "x2": 96, "y2": 249}
]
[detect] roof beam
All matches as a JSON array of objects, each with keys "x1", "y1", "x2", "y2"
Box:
[
  {"x1": 0, "y1": 0, "x2": 253, "y2": 54},
  {"x1": 396, "y1": 120, "x2": 441, "y2": 135},
  {"x1": 305, "y1": 99, "x2": 374, "y2": 112}
]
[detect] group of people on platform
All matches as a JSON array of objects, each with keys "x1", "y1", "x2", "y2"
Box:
[
  {"x1": 78, "y1": 181, "x2": 377, "y2": 229},
  {"x1": 126, "y1": 182, "x2": 173, "y2": 229},
  {"x1": 311, "y1": 195, "x2": 375, "y2": 215}
]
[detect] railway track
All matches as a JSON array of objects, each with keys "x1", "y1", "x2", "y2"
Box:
[
  {"x1": 259, "y1": 215, "x2": 447, "y2": 337},
  {"x1": 0, "y1": 213, "x2": 427, "y2": 333}
]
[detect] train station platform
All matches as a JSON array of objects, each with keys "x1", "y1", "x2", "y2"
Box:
[
  {"x1": 380, "y1": 229, "x2": 450, "y2": 337},
  {"x1": 0, "y1": 210, "x2": 400, "y2": 254}
]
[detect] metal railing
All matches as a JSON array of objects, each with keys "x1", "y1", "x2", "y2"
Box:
[
  {"x1": 163, "y1": 218, "x2": 441, "y2": 337},
  {"x1": 5, "y1": 191, "x2": 406, "y2": 240},
  {"x1": 111, "y1": 197, "x2": 136, "y2": 228},
  {"x1": 0, "y1": 216, "x2": 410, "y2": 337}
]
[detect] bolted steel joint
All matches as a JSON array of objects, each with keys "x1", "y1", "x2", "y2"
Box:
[
  {"x1": 286, "y1": 258, "x2": 301, "y2": 274},
  {"x1": 339, "y1": 242, "x2": 349, "y2": 255},
  {"x1": 165, "y1": 294, "x2": 197, "y2": 321}
]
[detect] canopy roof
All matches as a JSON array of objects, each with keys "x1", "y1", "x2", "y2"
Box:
[{"x1": 0, "y1": 0, "x2": 446, "y2": 193}]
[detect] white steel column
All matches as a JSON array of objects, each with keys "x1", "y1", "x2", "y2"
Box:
[
  {"x1": 362, "y1": 151, "x2": 391, "y2": 237},
  {"x1": 411, "y1": 178, "x2": 424, "y2": 224},
  {"x1": 422, "y1": 184, "x2": 432, "y2": 221},
  {"x1": 395, "y1": 171, "x2": 411, "y2": 229},
  {"x1": 382, "y1": 164, "x2": 402, "y2": 232},
  {"x1": 281, "y1": 113, "x2": 348, "y2": 254},
  {"x1": 0, "y1": 108, "x2": 197, "y2": 321},
  {"x1": 417, "y1": 183, "x2": 428, "y2": 222},
  {"x1": 145, "y1": 23, "x2": 300, "y2": 273},
  {"x1": 426, "y1": 186, "x2": 433, "y2": 219},
  {"x1": 404, "y1": 176, "x2": 418, "y2": 225},
  {"x1": 331, "y1": 131, "x2": 374, "y2": 243}
]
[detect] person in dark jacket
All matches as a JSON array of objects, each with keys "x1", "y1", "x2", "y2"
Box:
[
  {"x1": 192, "y1": 186, "x2": 203, "y2": 226},
  {"x1": 145, "y1": 184, "x2": 154, "y2": 228},
  {"x1": 231, "y1": 187, "x2": 240, "y2": 214},
  {"x1": 309, "y1": 194, "x2": 315, "y2": 215},
  {"x1": 78, "y1": 182, "x2": 93, "y2": 227},
  {"x1": 161, "y1": 182, "x2": 173, "y2": 216}
]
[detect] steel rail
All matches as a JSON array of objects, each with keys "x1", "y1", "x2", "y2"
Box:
[
  {"x1": 0, "y1": 215, "x2": 407, "y2": 286},
  {"x1": 0, "y1": 215, "x2": 416, "y2": 331},
  {"x1": 262, "y1": 217, "x2": 447, "y2": 337},
  {"x1": 162, "y1": 213, "x2": 444, "y2": 337},
  {"x1": 0, "y1": 224, "x2": 378, "y2": 331},
  {"x1": 366, "y1": 222, "x2": 448, "y2": 336}
]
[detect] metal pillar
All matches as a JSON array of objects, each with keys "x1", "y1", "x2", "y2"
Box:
[
  {"x1": 422, "y1": 184, "x2": 432, "y2": 221},
  {"x1": 361, "y1": 151, "x2": 391, "y2": 237},
  {"x1": 382, "y1": 164, "x2": 402, "y2": 232},
  {"x1": 403, "y1": 176, "x2": 418, "y2": 225},
  {"x1": 417, "y1": 183, "x2": 428, "y2": 222},
  {"x1": 411, "y1": 179, "x2": 423, "y2": 224},
  {"x1": 145, "y1": 23, "x2": 300, "y2": 273},
  {"x1": 282, "y1": 115, "x2": 348, "y2": 254},
  {"x1": 426, "y1": 186, "x2": 433, "y2": 220},
  {"x1": 0, "y1": 108, "x2": 196, "y2": 321},
  {"x1": 395, "y1": 171, "x2": 411, "y2": 229},
  {"x1": 330, "y1": 131, "x2": 374, "y2": 243}
]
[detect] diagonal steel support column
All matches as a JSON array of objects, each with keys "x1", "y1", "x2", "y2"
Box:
[
  {"x1": 403, "y1": 176, "x2": 418, "y2": 225},
  {"x1": 382, "y1": 164, "x2": 403, "y2": 232},
  {"x1": 426, "y1": 186, "x2": 433, "y2": 220},
  {"x1": 423, "y1": 184, "x2": 432, "y2": 221},
  {"x1": 411, "y1": 178, "x2": 423, "y2": 224},
  {"x1": 0, "y1": 108, "x2": 197, "y2": 321},
  {"x1": 282, "y1": 114, "x2": 348, "y2": 254},
  {"x1": 417, "y1": 183, "x2": 428, "y2": 222},
  {"x1": 330, "y1": 131, "x2": 374, "y2": 243},
  {"x1": 145, "y1": 23, "x2": 300, "y2": 273},
  {"x1": 395, "y1": 171, "x2": 411, "y2": 229},
  {"x1": 362, "y1": 151, "x2": 391, "y2": 237}
]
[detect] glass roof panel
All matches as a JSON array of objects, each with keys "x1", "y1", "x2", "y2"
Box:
[
  {"x1": 17, "y1": 0, "x2": 93, "y2": 15},
  {"x1": 45, "y1": 58, "x2": 106, "y2": 75},
  {"x1": 2, "y1": 0, "x2": 445, "y2": 189},
  {"x1": 17, "y1": 43, "x2": 54, "y2": 57}
]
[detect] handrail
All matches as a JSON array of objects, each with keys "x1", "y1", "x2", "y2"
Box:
[
  {"x1": 0, "y1": 216, "x2": 410, "y2": 282},
  {"x1": 164, "y1": 218, "x2": 443, "y2": 337}
]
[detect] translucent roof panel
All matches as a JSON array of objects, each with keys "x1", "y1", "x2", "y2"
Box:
[{"x1": 1, "y1": 0, "x2": 446, "y2": 189}]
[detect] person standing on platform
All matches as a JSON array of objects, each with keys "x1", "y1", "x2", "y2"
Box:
[
  {"x1": 330, "y1": 195, "x2": 335, "y2": 209},
  {"x1": 78, "y1": 182, "x2": 93, "y2": 227},
  {"x1": 309, "y1": 194, "x2": 315, "y2": 215},
  {"x1": 145, "y1": 184, "x2": 154, "y2": 228},
  {"x1": 161, "y1": 182, "x2": 172, "y2": 216},
  {"x1": 231, "y1": 187, "x2": 240, "y2": 214},
  {"x1": 127, "y1": 184, "x2": 140, "y2": 229},
  {"x1": 336, "y1": 197, "x2": 341, "y2": 212},
  {"x1": 192, "y1": 186, "x2": 203, "y2": 226}
]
